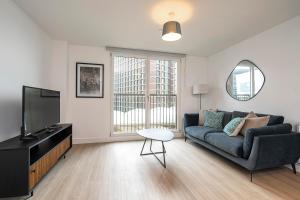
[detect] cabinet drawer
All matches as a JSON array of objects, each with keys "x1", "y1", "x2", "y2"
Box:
[{"x1": 29, "y1": 136, "x2": 71, "y2": 190}]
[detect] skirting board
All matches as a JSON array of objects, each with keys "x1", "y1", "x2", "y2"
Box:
[{"x1": 73, "y1": 132, "x2": 183, "y2": 144}]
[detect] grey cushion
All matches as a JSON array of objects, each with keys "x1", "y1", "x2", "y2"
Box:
[
  {"x1": 185, "y1": 126, "x2": 219, "y2": 141},
  {"x1": 218, "y1": 111, "x2": 233, "y2": 128},
  {"x1": 232, "y1": 111, "x2": 284, "y2": 126},
  {"x1": 205, "y1": 132, "x2": 244, "y2": 157},
  {"x1": 243, "y1": 123, "x2": 292, "y2": 158},
  {"x1": 232, "y1": 111, "x2": 250, "y2": 118},
  {"x1": 257, "y1": 114, "x2": 284, "y2": 126}
]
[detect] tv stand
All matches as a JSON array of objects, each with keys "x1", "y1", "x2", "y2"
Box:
[
  {"x1": 49, "y1": 124, "x2": 62, "y2": 129},
  {"x1": 0, "y1": 124, "x2": 72, "y2": 198},
  {"x1": 20, "y1": 134, "x2": 38, "y2": 141}
]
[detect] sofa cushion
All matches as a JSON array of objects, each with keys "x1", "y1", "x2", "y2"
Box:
[
  {"x1": 199, "y1": 109, "x2": 217, "y2": 126},
  {"x1": 185, "y1": 126, "x2": 219, "y2": 141},
  {"x1": 258, "y1": 114, "x2": 284, "y2": 126},
  {"x1": 223, "y1": 117, "x2": 245, "y2": 136},
  {"x1": 219, "y1": 111, "x2": 233, "y2": 128},
  {"x1": 246, "y1": 111, "x2": 257, "y2": 118},
  {"x1": 205, "y1": 132, "x2": 244, "y2": 157},
  {"x1": 232, "y1": 111, "x2": 249, "y2": 118},
  {"x1": 240, "y1": 116, "x2": 270, "y2": 136},
  {"x1": 204, "y1": 111, "x2": 224, "y2": 129},
  {"x1": 232, "y1": 111, "x2": 284, "y2": 126}
]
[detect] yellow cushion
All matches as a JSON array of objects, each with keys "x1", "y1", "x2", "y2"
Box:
[
  {"x1": 240, "y1": 116, "x2": 270, "y2": 136},
  {"x1": 245, "y1": 111, "x2": 257, "y2": 118}
]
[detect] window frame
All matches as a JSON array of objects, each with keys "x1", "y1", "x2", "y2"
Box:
[{"x1": 110, "y1": 52, "x2": 182, "y2": 136}]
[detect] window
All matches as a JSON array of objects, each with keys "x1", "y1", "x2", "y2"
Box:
[{"x1": 112, "y1": 54, "x2": 179, "y2": 134}]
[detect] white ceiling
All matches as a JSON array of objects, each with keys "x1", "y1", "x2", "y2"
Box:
[{"x1": 14, "y1": 0, "x2": 300, "y2": 56}]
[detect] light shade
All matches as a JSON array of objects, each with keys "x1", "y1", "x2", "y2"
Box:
[
  {"x1": 192, "y1": 84, "x2": 209, "y2": 95},
  {"x1": 162, "y1": 21, "x2": 182, "y2": 41}
]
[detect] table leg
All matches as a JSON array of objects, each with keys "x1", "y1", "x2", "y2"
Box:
[
  {"x1": 140, "y1": 138, "x2": 147, "y2": 156},
  {"x1": 162, "y1": 141, "x2": 166, "y2": 168},
  {"x1": 140, "y1": 139, "x2": 167, "y2": 168}
]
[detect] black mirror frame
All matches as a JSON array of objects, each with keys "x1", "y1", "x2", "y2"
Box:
[{"x1": 226, "y1": 59, "x2": 265, "y2": 101}]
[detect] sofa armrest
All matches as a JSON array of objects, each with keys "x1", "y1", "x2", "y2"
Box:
[
  {"x1": 184, "y1": 113, "x2": 199, "y2": 131},
  {"x1": 247, "y1": 133, "x2": 300, "y2": 171},
  {"x1": 243, "y1": 123, "x2": 292, "y2": 158}
]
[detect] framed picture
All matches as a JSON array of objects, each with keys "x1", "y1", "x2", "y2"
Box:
[{"x1": 76, "y1": 62, "x2": 104, "y2": 98}]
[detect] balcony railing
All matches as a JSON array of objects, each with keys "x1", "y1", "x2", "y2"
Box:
[
  {"x1": 235, "y1": 94, "x2": 251, "y2": 101},
  {"x1": 149, "y1": 94, "x2": 176, "y2": 129},
  {"x1": 113, "y1": 94, "x2": 146, "y2": 133},
  {"x1": 113, "y1": 94, "x2": 176, "y2": 133}
]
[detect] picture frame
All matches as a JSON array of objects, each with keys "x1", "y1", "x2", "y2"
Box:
[{"x1": 76, "y1": 62, "x2": 104, "y2": 98}]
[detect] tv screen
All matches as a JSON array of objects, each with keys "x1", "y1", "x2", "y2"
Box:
[{"x1": 22, "y1": 86, "x2": 60, "y2": 136}]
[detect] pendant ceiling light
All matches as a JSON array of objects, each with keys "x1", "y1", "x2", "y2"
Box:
[{"x1": 162, "y1": 21, "x2": 182, "y2": 41}]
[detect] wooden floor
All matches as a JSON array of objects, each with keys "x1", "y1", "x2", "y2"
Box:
[{"x1": 27, "y1": 139, "x2": 300, "y2": 200}]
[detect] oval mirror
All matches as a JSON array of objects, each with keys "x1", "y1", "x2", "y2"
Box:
[{"x1": 226, "y1": 60, "x2": 265, "y2": 101}]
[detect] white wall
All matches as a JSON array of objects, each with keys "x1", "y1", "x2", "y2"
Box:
[
  {"x1": 0, "y1": 0, "x2": 207, "y2": 143},
  {"x1": 67, "y1": 45, "x2": 111, "y2": 143},
  {"x1": 48, "y1": 40, "x2": 69, "y2": 122},
  {"x1": 207, "y1": 16, "x2": 300, "y2": 130},
  {"x1": 181, "y1": 56, "x2": 208, "y2": 113},
  {"x1": 66, "y1": 45, "x2": 208, "y2": 143},
  {"x1": 0, "y1": 1, "x2": 53, "y2": 142}
]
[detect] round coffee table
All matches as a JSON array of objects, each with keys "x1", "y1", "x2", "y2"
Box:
[{"x1": 137, "y1": 128, "x2": 174, "y2": 168}]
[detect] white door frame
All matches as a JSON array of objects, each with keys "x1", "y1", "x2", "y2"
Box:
[{"x1": 110, "y1": 53, "x2": 182, "y2": 135}]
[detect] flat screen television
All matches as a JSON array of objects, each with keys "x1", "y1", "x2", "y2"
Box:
[{"x1": 21, "y1": 86, "x2": 60, "y2": 138}]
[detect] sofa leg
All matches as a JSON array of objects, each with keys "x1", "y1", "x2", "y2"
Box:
[
  {"x1": 291, "y1": 163, "x2": 297, "y2": 174},
  {"x1": 250, "y1": 171, "x2": 253, "y2": 182},
  {"x1": 185, "y1": 136, "x2": 187, "y2": 142}
]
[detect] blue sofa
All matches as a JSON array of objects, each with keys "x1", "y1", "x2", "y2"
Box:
[{"x1": 184, "y1": 111, "x2": 300, "y2": 181}]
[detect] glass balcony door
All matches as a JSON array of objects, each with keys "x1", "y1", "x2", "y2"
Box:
[
  {"x1": 148, "y1": 59, "x2": 177, "y2": 129},
  {"x1": 113, "y1": 56, "x2": 147, "y2": 134},
  {"x1": 112, "y1": 55, "x2": 178, "y2": 134}
]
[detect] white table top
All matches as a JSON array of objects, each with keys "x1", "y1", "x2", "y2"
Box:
[{"x1": 137, "y1": 128, "x2": 174, "y2": 142}]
